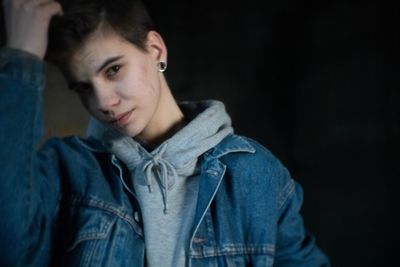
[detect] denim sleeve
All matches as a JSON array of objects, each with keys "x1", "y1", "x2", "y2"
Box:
[
  {"x1": 0, "y1": 47, "x2": 61, "y2": 266},
  {"x1": 274, "y1": 171, "x2": 331, "y2": 267}
]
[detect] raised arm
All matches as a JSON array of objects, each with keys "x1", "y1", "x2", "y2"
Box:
[{"x1": 0, "y1": 1, "x2": 63, "y2": 265}]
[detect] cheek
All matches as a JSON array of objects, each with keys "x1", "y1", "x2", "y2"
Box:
[
  {"x1": 123, "y1": 67, "x2": 158, "y2": 98},
  {"x1": 141, "y1": 62, "x2": 162, "y2": 96}
]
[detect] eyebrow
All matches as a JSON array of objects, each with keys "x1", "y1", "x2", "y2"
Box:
[{"x1": 96, "y1": 55, "x2": 124, "y2": 74}]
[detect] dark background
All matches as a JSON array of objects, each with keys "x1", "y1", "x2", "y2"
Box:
[{"x1": 1, "y1": 0, "x2": 398, "y2": 266}]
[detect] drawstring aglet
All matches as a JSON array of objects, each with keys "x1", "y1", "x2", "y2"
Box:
[{"x1": 163, "y1": 203, "x2": 169, "y2": 214}]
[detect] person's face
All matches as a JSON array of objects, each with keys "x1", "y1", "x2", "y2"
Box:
[{"x1": 66, "y1": 29, "x2": 167, "y2": 138}]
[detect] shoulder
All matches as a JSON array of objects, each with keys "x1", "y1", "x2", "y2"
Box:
[
  {"x1": 210, "y1": 134, "x2": 294, "y2": 195},
  {"x1": 211, "y1": 134, "x2": 288, "y2": 174}
]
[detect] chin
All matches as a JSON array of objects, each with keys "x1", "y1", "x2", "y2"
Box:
[{"x1": 120, "y1": 123, "x2": 144, "y2": 138}]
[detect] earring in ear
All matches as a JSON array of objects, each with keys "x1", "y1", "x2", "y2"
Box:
[{"x1": 157, "y1": 61, "x2": 167, "y2": 72}]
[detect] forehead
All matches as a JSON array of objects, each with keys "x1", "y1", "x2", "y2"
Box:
[
  {"x1": 66, "y1": 29, "x2": 144, "y2": 79},
  {"x1": 71, "y1": 30, "x2": 126, "y2": 67}
]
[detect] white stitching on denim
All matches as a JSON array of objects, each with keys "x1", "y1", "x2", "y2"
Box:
[
  {"x1": 278, "y1": 178, "x2": 296, "y2": 210},
  {"x1": 189, "y1": 244, "x2": 276, "y2": 258}
]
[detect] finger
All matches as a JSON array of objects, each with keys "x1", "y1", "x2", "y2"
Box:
[
  {"x1": 25, "y1": 0, "x2": 58, "y2": 8},
  {"x1": 35, "y1": 1, "x2": 63, "y2": 19}
]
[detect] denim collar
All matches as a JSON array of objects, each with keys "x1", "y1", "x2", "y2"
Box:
[
  {"x1": 204, "y1": 134, "x2": 256, "y2": 159},
  {"x1": 74, "y1": 134, "x2": 255, "y2": 162}
]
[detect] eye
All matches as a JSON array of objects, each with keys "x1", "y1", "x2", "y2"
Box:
[{"x1": 106, "y1": 65, "x2": 121, "y2": 78}]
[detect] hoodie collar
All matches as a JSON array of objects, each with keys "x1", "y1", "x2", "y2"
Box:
[
  {"x1": 85, "y1": 100, "x2": 234, "y2": 214},
  {"x1": 85, "y1": 100, "x2": 234, "y2": 169}
]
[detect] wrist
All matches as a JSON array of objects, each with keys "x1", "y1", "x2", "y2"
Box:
[{"x1": 5, "y1": 44, "x2": 44, "y2": 60}]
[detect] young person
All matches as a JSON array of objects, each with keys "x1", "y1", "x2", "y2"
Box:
[{"x1": 0, "y1": 0, "x2": 330, "y2": 266}]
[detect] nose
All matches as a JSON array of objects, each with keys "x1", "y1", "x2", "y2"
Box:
[{"x1": 93, "y1": 82, "x2": 120, "y2": 114}]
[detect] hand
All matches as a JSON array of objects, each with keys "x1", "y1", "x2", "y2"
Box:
[{"x1": 2, "y1": 0, "x2": 63, "y2": 59}]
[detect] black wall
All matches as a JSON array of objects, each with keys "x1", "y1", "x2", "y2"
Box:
[
  {"x1": 1, "y1": 0, "x2": 398, "y2": 266},
  {"x1": 146, "y1": 0, "x2": 398, "y2": 266}
]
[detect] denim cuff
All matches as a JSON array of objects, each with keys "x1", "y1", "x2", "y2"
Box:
[{"x1": 0, "y1": 47, "x2": 46, "y2": 90}]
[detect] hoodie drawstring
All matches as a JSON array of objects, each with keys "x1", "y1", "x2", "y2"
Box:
[{"x1": 142, "y1": 145, "x2": 177, "y2": 214}]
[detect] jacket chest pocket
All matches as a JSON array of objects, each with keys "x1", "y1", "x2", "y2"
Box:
[
  {"x1": 189, "y1": 210, "x2": 276, "y2": 267},
  {"x1": 189, "y1": 245, "x2": 275, "y2": 267},
  {"x1": 60, "y1": 205, "x2": 118, "y2": 267}
]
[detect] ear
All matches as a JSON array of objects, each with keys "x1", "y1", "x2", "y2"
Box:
[{"x1": 145, "y1": 31, "x2": 168, "y2": 63}]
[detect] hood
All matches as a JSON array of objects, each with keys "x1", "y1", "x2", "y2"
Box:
[{"x1": 86, "y1": 99, "x2": 234, "y2": 213}]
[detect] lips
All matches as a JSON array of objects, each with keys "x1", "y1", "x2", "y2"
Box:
[{"x1": 110, "y1": 109, "x2": 134, "y2": 127}]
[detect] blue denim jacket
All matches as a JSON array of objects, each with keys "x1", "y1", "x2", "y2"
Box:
[{"x1": 0, "y1": 48, "x2": 330, "y2": 267}]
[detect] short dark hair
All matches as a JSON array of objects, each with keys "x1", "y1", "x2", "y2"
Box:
[{"x1": 46, "y1": 0, "x2": 155, "y2": 64}]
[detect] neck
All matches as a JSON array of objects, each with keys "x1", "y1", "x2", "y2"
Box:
[{"x1": 135, "y1": 76, "x2": 185, "y2": 149}]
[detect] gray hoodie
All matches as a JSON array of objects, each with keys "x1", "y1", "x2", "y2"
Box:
[{"x1": 87, "y1": 100, "x2": 233, "y2": 267}]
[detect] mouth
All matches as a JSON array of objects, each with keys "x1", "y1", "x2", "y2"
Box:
[{"x1": 110, "y1": 109, "x2": 134, "y2": 127}]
